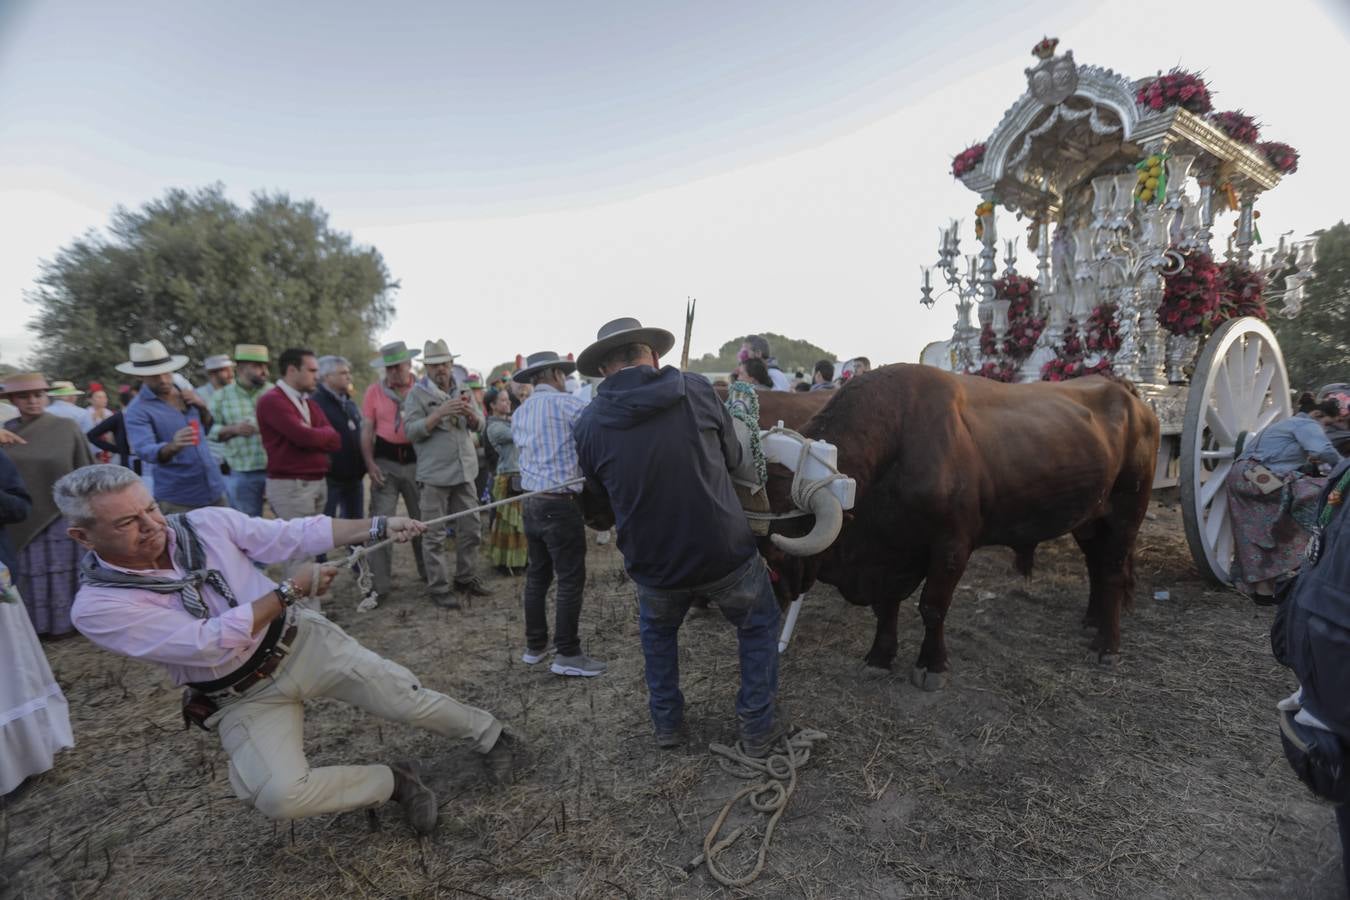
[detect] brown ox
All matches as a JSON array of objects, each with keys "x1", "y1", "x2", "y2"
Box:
[{"x1": 760, "y1": 364, "x2": 1159, "y2": 688}]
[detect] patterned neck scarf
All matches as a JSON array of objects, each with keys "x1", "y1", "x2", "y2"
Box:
[{"x1": 78, "y1": 514, "x2": 238, "y2": 619}]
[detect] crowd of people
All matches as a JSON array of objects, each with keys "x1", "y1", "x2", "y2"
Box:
[
  {"x1": 4, "y1": 327, "x2": 1349, "y2": 869},
  {"x1": 0, "y1": 325, "x2": 813, "y2": 835}
]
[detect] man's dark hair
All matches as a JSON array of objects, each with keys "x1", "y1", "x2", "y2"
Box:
[
  {"x1": 744, "y1": 334, "x2": 771, "y2": 357},
  {"x1": 278, "y1": 347, "x2": 315, "y2": 377},
  {"x1": 813, "y1": 359, "x2": 834, "y2": 382},
  {"x1": 793, "y1": 382, "x2": 810, "y2": 392},
  {"x1": 599, "y1": 342, "x2": 653, "y2": 373},
  {"x1": 529, "y1": 365, "x2": 566, "y2": 386}
]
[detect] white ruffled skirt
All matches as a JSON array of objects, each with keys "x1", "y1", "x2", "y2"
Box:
[{"x1": 0, "y1": 597, "x2": 74, "y2": 794}]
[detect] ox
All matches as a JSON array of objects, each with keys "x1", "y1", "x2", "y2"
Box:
[{"x1": 758, "y1": 364, "x2": 1159, "y2": 688}]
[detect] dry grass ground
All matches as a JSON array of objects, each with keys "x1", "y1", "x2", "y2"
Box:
[{"x1": 2, "y1": 501, "x2": 1345, "y2": 899}]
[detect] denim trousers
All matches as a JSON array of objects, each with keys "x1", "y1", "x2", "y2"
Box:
[
  {"x1": 227, "y1": 470, "x2": 268, "y2": 518},
  {"x1": 324, "y1": 476, "x2": 365, "y2": 519},
  {"x1": 522, "y1": 495, "x2": 586, "y2": 657},
  {"x1": 635, "y1": 553, "x2": 780, "y2": 740}
]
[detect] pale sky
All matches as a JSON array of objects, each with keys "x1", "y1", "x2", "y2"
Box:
[{"x1": 1, "y1": 0, "x2": 1347, "y2": 376}]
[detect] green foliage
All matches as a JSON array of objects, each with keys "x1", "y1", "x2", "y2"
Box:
[
  {"x1": 1270, "y1": 222, "x2": 1350, "y2": 390},
  {"x1": 694, "y1": 333, "x2": 837, "y2": 375},
  {"x1": 26, "y1": 184, "x2": 398, "y2": 389}
]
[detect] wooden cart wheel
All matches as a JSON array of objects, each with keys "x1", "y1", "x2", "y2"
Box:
[{"x1": 1179, "y1": 317, "x2": 1291, "y2": 584}]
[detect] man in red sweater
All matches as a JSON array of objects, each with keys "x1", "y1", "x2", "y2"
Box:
[{"x1": 257, "y1": 348, "x2": 342, "y2": 605}]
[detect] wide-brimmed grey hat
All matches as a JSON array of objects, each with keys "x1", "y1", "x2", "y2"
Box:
[
  {"x1": 422, "y1": 339, "x2": 459, "y2": 365},
  {"x1": 369, "y1": 340, "x2": 420, "y2": 370},
  {"x1": 512, "y1": 351, "x2": 576, "y2": 384},
  {"x1": 576, "y1": 317, "x2": 676, "y2": 378}
]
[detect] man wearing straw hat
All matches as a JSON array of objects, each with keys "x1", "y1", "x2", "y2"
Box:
[
  {"x1": 512, "y1": 350, "x2": 606, "y2": 677},
  {"x1": 120, "y1": 340, "x2": 229, "y2": 515},
  {"x1": 196, "y1": 354, "x2": 235, "y2": 405},
  {"x1": 360, "y1": 341, "x2": 428, "y2": 603},
  {"x1": 403, "y1": 339, "x2": 489, "y2": 607},
  {"x1": 573, "y1": 317, "x2": 783, "y2": 753},
  {"x1": 209, "y1": 344, "x2": 272, "y2": 517},
  {"x1": 45, "y1": 380, "x2": 93, "y2": 433},
  {"x1": 56, "y1": 463, "x2": 516, "y2": 835}
]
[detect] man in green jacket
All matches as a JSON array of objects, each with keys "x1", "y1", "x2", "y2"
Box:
[{"x1": 404, "y1": 339, "x2": 488, "y2": 608}]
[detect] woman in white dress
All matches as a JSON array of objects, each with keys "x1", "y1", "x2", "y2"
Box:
[{"x1": 0, "y1": 437, "x2": 74, "y2": 795}]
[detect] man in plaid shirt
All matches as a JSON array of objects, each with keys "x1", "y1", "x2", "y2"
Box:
[{"x1": 209, "y1": 344, "x2": 271, "y2": 517}]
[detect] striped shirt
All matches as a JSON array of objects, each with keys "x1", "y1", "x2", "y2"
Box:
[
  {"x1": 208, "y1": 382, "x2": 268, "y2": 473},
  {"x1": 512, "y1": 384, "x2": 586, "y2": 493}
]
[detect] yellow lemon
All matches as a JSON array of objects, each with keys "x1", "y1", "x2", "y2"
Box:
[
  {"x1": 1139, "y1": 189, "x2": 1153, "y2": 202},
  {"x1": 1145, "y1": 176, "x2": 1159, "y2": 188}
]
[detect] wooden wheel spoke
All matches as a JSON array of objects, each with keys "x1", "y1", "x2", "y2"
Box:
[
  {"x1": 1204, "y1": 490, "x2": 1229, "y2": 547},
  {"x1": 1199, "y1": 463, "x2": 1232, "y2": 507}
]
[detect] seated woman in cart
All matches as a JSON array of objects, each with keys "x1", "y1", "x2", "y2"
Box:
[
  {"x1": 1226, "y1": 393, "x2": 1346, "y2": 600},
  {"x1": 1319, "y1": 383, "x2": 1350, "y2": 455}
]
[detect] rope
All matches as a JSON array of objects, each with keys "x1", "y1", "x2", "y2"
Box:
[
  {"x1": 764, "y1": 424, "x2": 850, "y2": 515},
  {"x1": 344, "y1": 476, "x2": 586, "y2": 609},
  {"x1": 695, "y1": 728, "x2": 827, "y2": 888}
]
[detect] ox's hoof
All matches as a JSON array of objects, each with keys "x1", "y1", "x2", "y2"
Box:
[
  {"x1": 1097, "y1": 651, "x2": 1121, "y2": 668},
  {"x1": 909, "y1": 666, "x2": 949, "y2": 692},
  {"x1": 860, "y1": 663, "x2": 890, "y2": 679}
]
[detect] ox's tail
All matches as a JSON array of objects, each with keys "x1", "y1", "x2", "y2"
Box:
[{"x1": 1013, "y1": 543, "x2": 1037, "y2": 579}]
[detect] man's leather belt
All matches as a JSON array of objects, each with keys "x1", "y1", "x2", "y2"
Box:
[
  {"x1": 533, "y1": 491, "x2": 579, "y2": 500},
  {"x1": 374, "y1": 437, "x2": 416, "y2": 465},
  {"x1": 188, "y1": 615, "x2": 299, "y2": 697}
]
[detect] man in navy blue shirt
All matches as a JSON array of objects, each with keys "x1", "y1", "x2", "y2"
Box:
[
  {"x1": 313, "y1": 355, "x2": 365, "y2": 520},
  {"x1": 573, "y1": 317, "x2": 783, "y2": 754},
  {"x1": 119, "y1": 340, "x2": 228, "y2": 513}
]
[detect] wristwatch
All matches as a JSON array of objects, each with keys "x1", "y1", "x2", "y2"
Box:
[{"x1": 275, "y1": 579, "x2": 301, "y2": 608}]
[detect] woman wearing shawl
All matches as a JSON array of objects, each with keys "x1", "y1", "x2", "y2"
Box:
[
  {"x1": 2, "y1": 373, "x2": 94, "y2": 635},
  {"x1": 1225, "y1": 392, "x2": 1344, "y2": 600},
  {"x1": 483, "y1": 387, "x2": 527, "y2": 573}
]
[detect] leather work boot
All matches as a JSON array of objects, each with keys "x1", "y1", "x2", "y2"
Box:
[
  {"x1": 430, "y1": 592, "x2": 462, "y2": 610},
  {"x1": 481, "y1": 731, "x2": 519, "y2": 785},
  {"x1": 455, "y1": 578, "x2": 492, "y2": 599},
  {"x1": 389, "y1": 760, "x2": 438, "y2": 835}
]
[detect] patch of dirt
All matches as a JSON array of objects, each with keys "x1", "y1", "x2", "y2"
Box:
[{"x1": 2, "y1": 502, "x2": 1345, "y2": 898}]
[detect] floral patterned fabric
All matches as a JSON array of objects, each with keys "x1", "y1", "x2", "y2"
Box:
[{"x1": 1225, "y1": 462, "x2": 1326, "y2": 589}]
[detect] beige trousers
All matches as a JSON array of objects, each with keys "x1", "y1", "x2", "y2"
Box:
[
  {"x1": 420, "y1": 481, "x2": 482, "y2": 596},
  {"x1": 210, "y1": 610, "x2": 501, "y2": 821},
  {"x1": 265, "y1": 478, "x2": 329, "y2": 605}
]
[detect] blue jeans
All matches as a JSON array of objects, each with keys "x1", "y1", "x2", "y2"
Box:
[
  {"x1": 227, "y1": 470, "x2": 267, "y2": 518},
  {"x1": 523, "y1": 495, "x2": 586, "y2": 657},
  {"x1": 324, "y1": 476, "x2": 365, "y2": 519},
  {"x1": 635, "y1": 554, "x2": 780, "y2": 740}
]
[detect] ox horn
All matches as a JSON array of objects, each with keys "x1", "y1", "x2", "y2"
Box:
[{"x1": 770, "y1": 488, "x2": 844, "y2": 557}]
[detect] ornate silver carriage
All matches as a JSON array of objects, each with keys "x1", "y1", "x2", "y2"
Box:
[{"x1": 920, "y1": 39, "x2": 1317, "y2": 585}]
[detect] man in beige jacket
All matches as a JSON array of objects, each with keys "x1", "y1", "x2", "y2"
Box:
[{"x1": 403, "y1": 340, "x2": 488, "y2": 608}]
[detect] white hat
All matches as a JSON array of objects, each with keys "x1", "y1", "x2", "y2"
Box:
[
  {"x1": 115, "y1": 340, "x2": 189, "y2": 376},
  {"x1": 203, "y1": 354, "x2": 234, "y2": 371}
]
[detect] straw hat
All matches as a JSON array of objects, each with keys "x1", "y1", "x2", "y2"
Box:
[
  {"x1": 576, "y1": 317, "x2": 675, "y2": 378},
  {"x1": 232, "y1": 344, "x2": 270, "y2": 364},
  {"x1": 369, "y1": 340, "x2": 419, "y2": 370},
  {"x1": 114, "y1": 340, "x2": 189, "y2": 376},
  {"x1": 47, "y1": 380, "x2": 85, "y2": 398},
  {"x1": 422, "y1": 339, "x2": 459, "y2": 365}
]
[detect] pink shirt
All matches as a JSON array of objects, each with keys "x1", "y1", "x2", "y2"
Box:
[
  {"x1": 71, "y1": 507, "x2": 335, "y2": 686},
  {"x1": 361, "y1": 380, "x2": 412, "y2": 445}
]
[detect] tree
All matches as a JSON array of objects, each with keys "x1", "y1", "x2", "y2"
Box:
[
  {"x1": 694, "y1": 333, "x2": 837, "y2": 375},
  {"x1": 26, "y1": 185, "x2": 398, "y2": 388},
  {"x1": 1270, "y1": 221, "x2": 1350, "y2": 390}
]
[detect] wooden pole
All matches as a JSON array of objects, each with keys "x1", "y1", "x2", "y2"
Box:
[{"x1": 680, "y1": 297, "x2": 696, "y2": 370}]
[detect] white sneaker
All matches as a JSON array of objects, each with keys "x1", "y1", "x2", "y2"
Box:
[
  {"x1": 551, "y1": 654, "x2": 607, "y2": 677},
  {"x1": 356, "y1": 593, "x2": 379, "y2": 613},
  {"x1": 521, "y1": 647, "x2": 551, "y2": 665}
]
